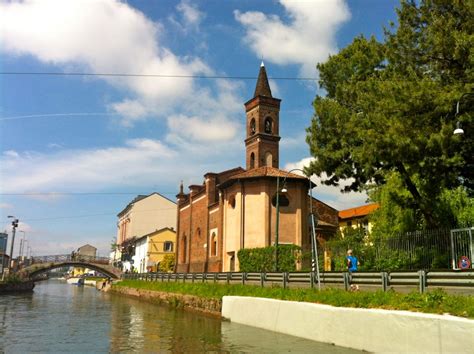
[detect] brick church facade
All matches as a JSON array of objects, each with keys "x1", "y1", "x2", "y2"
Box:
[{"x1": 175, "y1": 64, "x2": 338, "y2": 273}]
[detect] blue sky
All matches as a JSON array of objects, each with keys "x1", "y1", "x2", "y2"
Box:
[{"x1": 0, "y1": 0, "x2": 400, "y2": 256}]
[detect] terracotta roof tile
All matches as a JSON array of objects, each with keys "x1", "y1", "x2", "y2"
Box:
[
  {"x1": 338, "y1": 203, "x2": 379, "y2": 220},
  {"x1": 229, "y1": 166, "x2": 308, "y2": 180}
]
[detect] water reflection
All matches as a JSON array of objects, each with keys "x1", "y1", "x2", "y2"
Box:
[{"x1": 0, "y1": 280, "x2": 360, "y2": 353}]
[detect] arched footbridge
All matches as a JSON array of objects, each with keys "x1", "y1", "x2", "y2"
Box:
[{"x1": 22, "y1": 255, "x2": 122, "y2": 279}]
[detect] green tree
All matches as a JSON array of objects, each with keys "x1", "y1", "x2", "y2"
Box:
[
  {"x1": 110, "y1": 238, "x2": 118, "y2": 252},
  {"x1": 306, "y1": 0, "x2": 473, "y2": 228},
  {"x1": 160, "y1": 254, "x2": 175, "y2": 273},
  {"x1": 369, "y1": 172, "x2": 421, "y2": 237}
]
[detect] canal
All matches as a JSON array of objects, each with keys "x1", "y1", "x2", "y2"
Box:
[{"x1": 0, "y1": 280, "x2": 360, "y2": 352}]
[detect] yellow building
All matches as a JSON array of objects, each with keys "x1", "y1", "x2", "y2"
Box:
[
  {"x1": 338, "y1": 203, "x2": 379, "y2": 234},
  {"x1": 133, "y1": 227, "x2": 176, "y2": 272},
  {"x1": 116, "y1": 192, "x2": 176, "y2": 271}
]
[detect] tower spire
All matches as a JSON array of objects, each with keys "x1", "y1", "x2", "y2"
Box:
[
  {"x1": 245, "y1": 64, "x2": 281, "y2": 170},
  {"x1": 254, "y1": 63, "x2": 272, "y2": 98}
]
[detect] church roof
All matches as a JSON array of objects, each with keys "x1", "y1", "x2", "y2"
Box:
[
  {"x1": 229, "y1": 166, "x2": 308, "y2": 181},
  {"x1": 253, "y1": 63, "x2": 272, "y2": 98}
]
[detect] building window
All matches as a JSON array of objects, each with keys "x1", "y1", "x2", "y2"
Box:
[
  {"x1": 271, "y1": 193, "x2": 290, "y2": 207},
  {"x1": 264, "y1": 117, "x2": 273, "y2": 134},
  {"x1": 250, "y1": 152, "x2": 255, "y2": 169},
  {"x1": 250, "y1": 118, "x2": 256, "y2": 135},
  {"x1": 164, "y1": 241, "x2": 173, "y2": 252},
  {"x1": 211, "y1": 232, "x2": 217, "y2": 256}
]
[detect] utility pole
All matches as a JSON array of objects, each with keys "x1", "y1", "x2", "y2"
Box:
[{"x1": 7, "y1": 216, "x2": 19, "y2": 271}]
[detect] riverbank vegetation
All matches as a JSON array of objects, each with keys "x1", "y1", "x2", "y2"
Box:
[
  {"x1": 1, "y1": 274, "x2": 22, "y2": 284},
  {"x1": 114, "y1": 280, "x2": 474, "y2": 318}
]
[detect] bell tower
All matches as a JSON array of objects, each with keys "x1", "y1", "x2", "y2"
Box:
[{"x1": 244, "y1": 62, "x2": 281, "y2": 170}]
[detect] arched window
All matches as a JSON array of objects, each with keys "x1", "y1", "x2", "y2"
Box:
[
  {"x1": 181, "y1": 234, "x2": 187, "y2": 263},
  {"x1": 271, "y1": 193, "x2": 290, "y2": 207},
  {"x1": 265, "y1": 151, "x2": 273, "y2": 167},
  {"x1": 211, "y1": 232, "x2": 217, "y2": 256},
  {"x1": 250, "y1": 152, "x2": 255, "y2": 169},
  {"x1": 250, "y1": 118, "x2": 256, "y2": 135},
  {"x1": 264, "y1": 117, "x2": 273, "y2": 134}
]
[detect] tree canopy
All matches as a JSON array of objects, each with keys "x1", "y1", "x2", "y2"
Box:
[{"x1": 306, "y1": 0, "x2": 473, "y2": 228}]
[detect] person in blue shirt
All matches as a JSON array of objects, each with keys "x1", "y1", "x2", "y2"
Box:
[{"x1": 346, "y1": 249, "x2": 359, "y2": 272}]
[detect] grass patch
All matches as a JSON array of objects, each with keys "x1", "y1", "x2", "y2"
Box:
[
  {"x1": 83, "y1": 277, "x2": 107, "y2": 282},
  {"x1": 114, "y1": 280, "x2": 474, "y2": 319}
]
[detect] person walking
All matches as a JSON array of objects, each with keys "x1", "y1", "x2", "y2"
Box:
[
  {"x1": 346, "y1": 249, "x2": 360, "y2": 291},
  {"x1": 346, "y1": 249, "x2": 359, "y2": 272}
]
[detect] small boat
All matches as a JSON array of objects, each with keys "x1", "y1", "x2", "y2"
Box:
[{"x1": 66, "y1": 277, "x2": 85, "y2": 285}]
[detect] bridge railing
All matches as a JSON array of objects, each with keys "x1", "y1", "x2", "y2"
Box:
[
  {"x1": 31, "y1": 254, "x2": 110, "y2": 265},
  {"x1": 122, "y1": 270, "x2": 474, "y2": 293}
]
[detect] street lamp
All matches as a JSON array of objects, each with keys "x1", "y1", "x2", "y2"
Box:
[
  {"x1": 276, "y1": 169, "x2": 321, "y2": 290},
  {"x1": 453, "y1": 92, "x2": 473, "y2": 135},
  {"x1": 7, "y1": 216, "x2": 19, "y2": 271}
]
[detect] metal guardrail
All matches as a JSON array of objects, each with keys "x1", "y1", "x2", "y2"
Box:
[
  {"x1": 31, "y1": 254, "x2": 110, "y2": 265},
  {"x1": 122, "y1": 270, "x2": 474, "y2": 293}
]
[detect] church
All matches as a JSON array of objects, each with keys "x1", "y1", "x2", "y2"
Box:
[{"x1": 175, "y1": 64, "x2": 338, "y2": 273}]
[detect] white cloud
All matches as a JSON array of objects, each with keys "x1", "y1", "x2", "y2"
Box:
[
  {"x1": 0, "y1": 139, "x2": 173, "y2": 193},
  {"x1": 108, "y1": 99, "x2": 150, "y2": 126},
  {"x1": 167, "y1": 115, "x2": 239, "y2": 142},
  {"x1": 0, "y1": 137, "x2": 244, "y2": 194},
  {"x1": 3, "y1": 150, "x2": 19, "y2": 158},
  {"x1": 280, "y1": 132, "x2": 307, "y2": 149},
  {"x1": 268, "y1": 79, "x2": 280, "y2": 97},
  {"x1": 235, "y1": 0, "x2": 350, "y2": 76},
  {"x1": 1, "y1": 221, "x2": 32, "y2": 233},
  {"x1": 47, "y1": 143, "x2": 63, "y2": 149},
  {"x1": 176, "y1": 0, "x2": 204, "y2": 29},
  {"x1": 0, "y1": 203, "x2": 13, "y2": 209},
  {"x1": 164, "y1": 78, "x2": 243, "y2": 142},
  {"x1": 284, "y1": 157, "x2": 368, "y2": 210},
  {"x1": 0, "y1": 0, "x2": 240, "y2": 139}
]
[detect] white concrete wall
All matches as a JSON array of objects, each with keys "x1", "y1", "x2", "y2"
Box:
[{"x1": 222, "y1": 296, "x2": 474, "y2": 353}]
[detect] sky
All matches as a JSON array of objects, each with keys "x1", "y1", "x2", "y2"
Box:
[{"x1": 0, "y1": 0, "x2": 400, "y2": 257}]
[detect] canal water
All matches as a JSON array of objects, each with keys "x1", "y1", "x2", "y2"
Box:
[{"x1": 0, "y1": 280, "x2": 360, "y2": 353}]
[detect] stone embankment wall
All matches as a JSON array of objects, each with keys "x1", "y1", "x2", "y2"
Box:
[
  {"x1": 222, "y1": 296, "x2": 474, "y2": 353},
  {"x1": 0, "y1": 280, "x2": 35, "y2": 294},
  {"x1": 111, "y1": 286, "x2": 221, "y2": 317}
]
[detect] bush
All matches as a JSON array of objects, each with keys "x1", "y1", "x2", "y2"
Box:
[
  {"x1": 238, "y1": 244, "x2": 301, "y2": 272},
  {"x1": 2, "y1": 273, "x2": 23, "y2": 284},
  {"x1": 160, "y1": 254, "x2": 175, "y2": 272}
]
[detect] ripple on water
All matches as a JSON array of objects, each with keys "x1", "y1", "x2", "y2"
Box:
[{"x1": 0, "y1": 279, "x2": 361, "y2": 353}]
